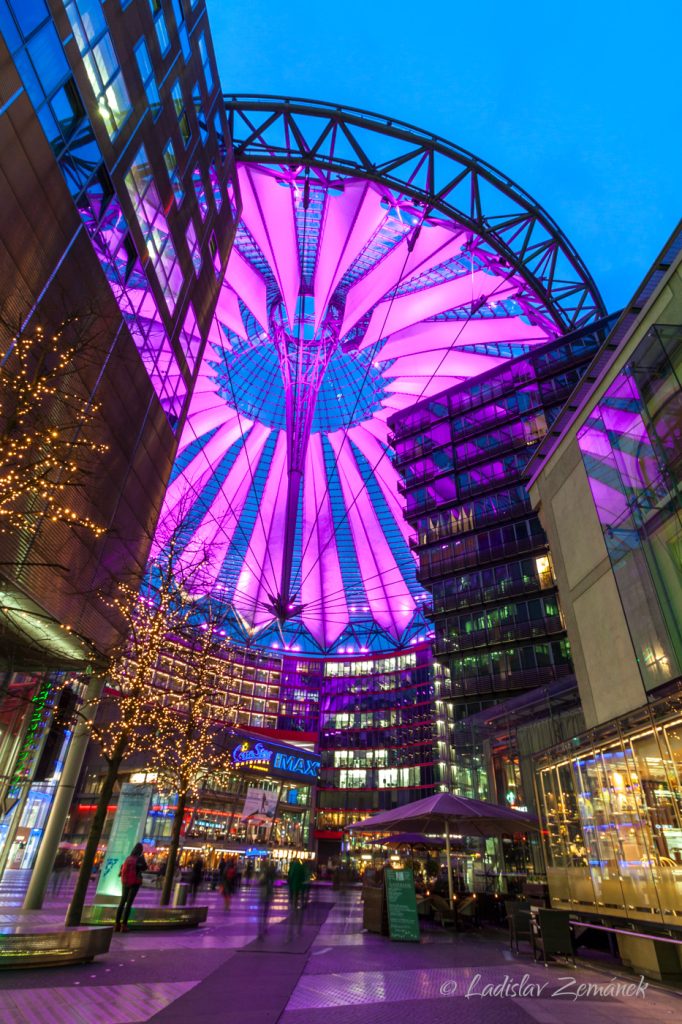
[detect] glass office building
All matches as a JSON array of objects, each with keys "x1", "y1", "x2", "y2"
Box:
[
  {"x1": 529, "y1": 225, "x2": 682, "y2": 932},
  {"x1": 388, "y1": 319, "x2": 615, "y2": 803}
]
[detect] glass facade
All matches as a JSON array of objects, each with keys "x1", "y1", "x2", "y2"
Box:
[
  {"x1": 536, "y1": 689, "x2": 682, "y2": 926},
  {"x1": 65, "y1": 0, "x2": 131, "y2": 139},
  {"x1": 389, "y1": 321, "x2": 615, "y2": 800},
  {"x1": 577, "y1": 324, "x2": 682, "y2": 692},
  {"x1": 316, "y1": 645, "x2": 439, "y2": 832}
]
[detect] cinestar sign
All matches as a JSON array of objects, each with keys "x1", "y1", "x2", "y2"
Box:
[{"x1": 228, "y1": 731, "x2": 320, "y2": 783}]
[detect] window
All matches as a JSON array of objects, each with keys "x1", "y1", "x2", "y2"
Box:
[
  {"x1": 65, "y1": 0, "x2": 131, "y2": 139},
  {"x1": 171, "y1": 0, "x2": 190, "y2": 60},
  {"x1": 125, "y1": 146, "x2": 183, "y2": 314},
  {"x1": 149, "y1": 0, "x2": 170, "y2": 55},
  {"x1": 163, "y1": 140, "x2": 184, "y2": 204},
  {"x1": 171, "y1": 81, "x2": 191, "y2": 145},
  {"x1": 186, "y1": 218, "x2": 201, "y2": 275},
  {"x1": 208, "y1": 161, "x2": 222, "y2": 210},
  {"x1": 192, "y1": 84, "x2": 208, "y2": 144},
  {"x1": 192, "y1": 165, "x2": 208, "y2": 219},
  {"x1": 179, "y1": 303, "x2": 202, "y2": 373},
  {"x1": 134, "y1": 39, "x2": 161, "y2": 118},
  {"x1": 198, "y1": 32, "x2": 213, "y2": 94},
  {"x1": 209, "y1": 232, "x2": 221, "y2": 278}
]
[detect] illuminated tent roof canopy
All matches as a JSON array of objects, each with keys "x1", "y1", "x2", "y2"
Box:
[{"x1": 153, "y1": 97, "x2": 605, "y2": 656}]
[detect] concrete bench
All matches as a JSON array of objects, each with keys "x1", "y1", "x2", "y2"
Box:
[
  {"x1": 82, "y1": 903, "x2": 208, "y2": 929},
  {"x1": 0, "y1": 923, "x2": 112, "y2": 969}
]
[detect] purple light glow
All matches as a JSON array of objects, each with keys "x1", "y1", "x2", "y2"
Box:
[{"x1": 153, "y1": 161, "x2": 568, "y2": 654}]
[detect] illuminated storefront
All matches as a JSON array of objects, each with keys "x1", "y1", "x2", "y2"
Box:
[
  {"x1": 69, "y1": 729, "x2": 320, "y2": 866},
  {"x1": 536, "y1": 688, "x2": 682, "y2": 926}
]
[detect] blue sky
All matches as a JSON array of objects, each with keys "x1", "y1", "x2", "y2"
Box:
[{"x1": 207, "y1": 0, "x2": 680, "y2": 314}]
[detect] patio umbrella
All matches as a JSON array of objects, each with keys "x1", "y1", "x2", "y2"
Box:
[
  {"x1": 367, "y1": 832, "x2": 445, "y2": 850},
  {"x1": 347, "y1": 792, "x2": 537, "y2": 906}
]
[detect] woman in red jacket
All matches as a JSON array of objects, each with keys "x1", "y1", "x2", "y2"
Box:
[{"x1": 115, "y1": 842, "x2": 147, "y2": 932}]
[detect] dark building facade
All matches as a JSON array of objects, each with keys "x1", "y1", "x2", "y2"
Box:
[
  {"x1": 0, "y1": 0, "x2": 237, "y2": 872},
  {"x1": 388, "y1": 318, "x2": 616, "y2": 802}
]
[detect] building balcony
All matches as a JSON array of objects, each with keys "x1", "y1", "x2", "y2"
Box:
[
  {"x1": 416, "y1": 534, "x2": 549, "y2": 580},
  {"x1": 433, "y1": 614, "x2": 566, "y2": 655},
  {"x1": 429, "y1": 577, "x2": 556, "y2": 615},
  {"x1": 436, "y1": 664, "x2": 573, "y2": 700}
]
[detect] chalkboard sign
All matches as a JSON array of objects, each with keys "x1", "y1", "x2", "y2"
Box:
[{"x1": 385, "y1": 868, "x2": 420, "y2": 942}]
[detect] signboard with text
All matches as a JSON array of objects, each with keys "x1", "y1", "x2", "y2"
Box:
[
  {"x1": 96, "y1": 783, "x2": 153, "y2": 898},
  {"x1": 227, "y1": 730, "x2": 320, "y2": 783},
  {"x1": 385, "y1": 868, "x2": 420, "y2": 942}
]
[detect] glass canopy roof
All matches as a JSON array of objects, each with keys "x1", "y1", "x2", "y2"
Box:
[{"x1": 153, "y1": 154, "x2": 589, "y2": 655}]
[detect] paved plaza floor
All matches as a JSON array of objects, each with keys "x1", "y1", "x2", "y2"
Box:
[{"x1": 0, "y1": 871, "x2": 680, "y2": 1024}]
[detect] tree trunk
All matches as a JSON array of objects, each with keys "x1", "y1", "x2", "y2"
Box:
[
  {"x1": 65, "y1": 737, "x2": 126, "y2": 927},
  {"x1": 160, "y1": 789, "x2": 188, "y2": 906}
]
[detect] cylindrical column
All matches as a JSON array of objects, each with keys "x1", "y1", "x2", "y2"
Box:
[
  {"x1": 23, "y1": 674, "x2": 104, "y2": 910},
  {"x1": 445, "y1": 821, "x2": 454, "y2": 907}
]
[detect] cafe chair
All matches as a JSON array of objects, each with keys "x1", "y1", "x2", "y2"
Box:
[
  {"x1": 532, "y1": 908, "x2": 575, "y2": 966},
  {"x1": 455, "y1": 894, "x2": 478, "y2": 930},
  {"x1": 430, "y1": 894, "x2": 457, "y2": 927},
  {"x1": 505, "y1": 899, "x2": 531, "y2": 953}
]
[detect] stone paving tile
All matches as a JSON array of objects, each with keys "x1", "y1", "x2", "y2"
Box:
[
  {"x1": 1, "y1": 878, "x2": 680, "y2": 1024},
  {"x1": 0, "y1": 981, "x2": 199, "y2": 1024},
  {"x1": 280, "y1": 996, "x2": 536, "y2": 1024}
]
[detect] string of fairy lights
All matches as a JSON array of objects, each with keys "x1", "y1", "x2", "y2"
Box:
[{"x1": 0, "y1": 322, "x2": 107, "y2": 537}]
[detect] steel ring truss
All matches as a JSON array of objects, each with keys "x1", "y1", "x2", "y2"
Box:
[
  {"x1": 224, "y1": 95, "x2": 605, "y2": 332},
  {"x1": 155, "y1": 96, "x2": 605, "y2": 657}
]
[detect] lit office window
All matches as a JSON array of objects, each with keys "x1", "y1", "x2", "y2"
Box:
[
  {"x1": 149, "y1": 0, "x2": 170, "y2": 56},
  {"x1": 125, "y1": 146, "x2": 183, "y2": 314},
  {"x1": 64, "y1": 0, "x2": 131, "y2": 139},
  {"x1": 171, "y1": 81, "x2": 191, "y2": 145},
  {"x1": 134, "y1": 38, "x2": 161, "y2": 118},
  {"x1": 163, "y1": 140, "x2": 184, "y2": 204},
  {"x1": 198, "y1": 32, "x2": 213, "y2": 94}
]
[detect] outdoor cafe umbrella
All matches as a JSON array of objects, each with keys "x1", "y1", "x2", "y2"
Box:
[
  {"x1": 367, "y1": 832, "x2": 445, "y2": 851},
  {"x1": 347, "y1": 792, "x2": 538, "y2": 906}
]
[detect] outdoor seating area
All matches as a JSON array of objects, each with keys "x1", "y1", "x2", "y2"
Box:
[{"x1": 0, "y1": 920, "x2": 112, "y2": 970}]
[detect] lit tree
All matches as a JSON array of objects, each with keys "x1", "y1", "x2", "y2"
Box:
[
  {"x1": 0, "y1": 314, "x2": 108, "y2": 537},
  {"x1": 65, "y1": 523, "x2": 207, "y2": 927},
  {"x1": 153, "y1": 607, "x2": 242, "y2": 906}
]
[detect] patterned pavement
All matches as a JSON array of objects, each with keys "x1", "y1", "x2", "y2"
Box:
[{"x1": 0, "y1": 874, "x2": 680, "y2": 1024}]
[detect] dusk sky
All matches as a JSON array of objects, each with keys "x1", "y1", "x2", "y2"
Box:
[{"x1": 207, "y1": 0, "x2": 680, "y2": 314}]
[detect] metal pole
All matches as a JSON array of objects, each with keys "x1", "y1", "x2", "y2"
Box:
[
  {"x1": 23, "y1": 674, "x2": 103, "y2": 910},
  {"x1": 445, "y1": 821, "x2": 454, "y2": 907}
]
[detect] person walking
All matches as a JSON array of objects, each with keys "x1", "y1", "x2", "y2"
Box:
[
  {"x1": 222, "y1": 859, "x2": 237, "y2": 910},
  {"x1": 287, "y1": 857, "x2": 305, "y2": 939},
  {"x1": 257, "y1": 858, "x2": 276, "y2": 939},
  {"x1": 189, "y1": 856, "x2": 204, "y2": 902},
  {"x1": 115, "y1": 842, "x2": 147, "y2": 932}
]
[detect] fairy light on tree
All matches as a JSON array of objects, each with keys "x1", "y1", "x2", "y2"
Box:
[
  {"x1": 152, "y1": 604, "x2": 243, "y2": 907},
  {"x1": 65, "y1": 521, "x2": 209, "y2": 927},
  {"x1": 0, "y1": 316, "x2": 108, "y2": 537}
]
